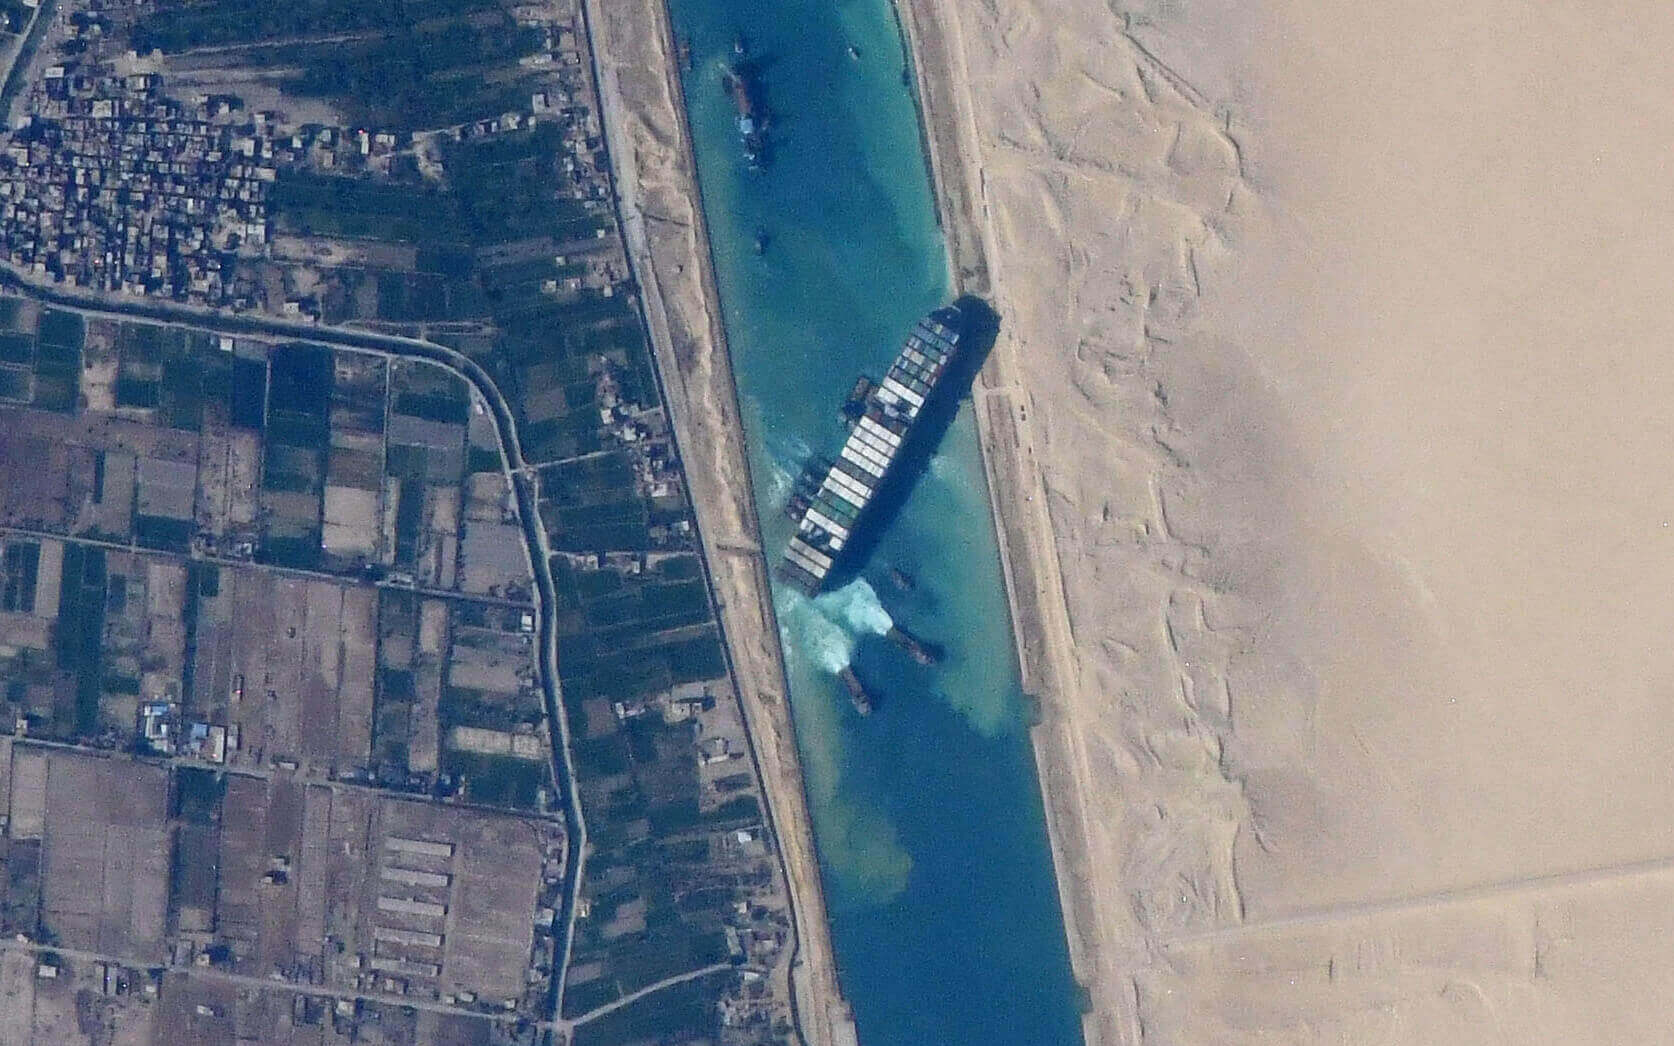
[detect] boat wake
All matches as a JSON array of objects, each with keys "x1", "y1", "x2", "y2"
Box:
[
  {"x1": 817, "y1": 578, "x2": 893, "y2": 637},
  {"x1": 778, "y1": 579, "x2": 894, "y2": 675},
  {"x1": 927, "y1": 452, "x2": 972, "y2": 497},
  {"x1": 763, "y1": 458, "x2": 795, "y2": 506},
  {"x1": 767, "y1": 430, "x2": 814, "y2": 467}
]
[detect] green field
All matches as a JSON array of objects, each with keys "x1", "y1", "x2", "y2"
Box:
[
  {"x1": 133, "y1": 0, "x2": 539, "y2": 131},
  {"x1": 439, "y1": 749, "x2": 549, "y2": 809}
]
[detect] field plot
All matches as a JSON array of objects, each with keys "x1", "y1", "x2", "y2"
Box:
[
  {"x1": 458, "y1": 472, "x2": 526, "y2": 598},
  {"x1": 439, "y1": 610, "x2": 549, "y2": 810},
  {"x1": 553, "y1": 555, "x2": 724, "y2": 705},
  {"x1": 136, "y1": 0, "x2": 553, "y2": 133},
  {"x1": 187, "y1": 566, "x2": 374, "y2": 774},
  {"x1": 97, "y1": 553, "x2": 190, "y2": 729},
  {"x1": 385, "y1": 362, "x2": 470, "y2": 589},
  {"x1": 26, "y1": 749, "x2": 171, "y2": 962},
  {"x1": 260, "y1": 345, "x2": 334, "y2": 569},
  {"x1": 208, "y1": 778, "x2": 337, "y2": 979},
  {"x1": 372, "y1": 591, "x2": 447, "y2": 781},
  {"x1": 151, "y1": 971, "x2": 503, "y2": 1046},
  {"x1": 0, "y1": 537, "x2": 64, "y2": 731},
  {"x1": 0, "y1": 408, "x2": 126, "y2": 535},
  {"x1": 321, "y1": 354, "x2": 387, "y2": 565},
  {"x1": 0, "y1": 325, "x2": 235, "y2": 545},
  {"x1": 372, "y1": 587, "x2": 550, "y2": 807},
  {"x1": 178, "y1": 774, "x2": 561, "y2": 1015}
]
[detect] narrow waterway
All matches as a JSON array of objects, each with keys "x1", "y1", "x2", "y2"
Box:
[{"x1": 666, "y1": 0, "x2": 1086, "y2": 1042}]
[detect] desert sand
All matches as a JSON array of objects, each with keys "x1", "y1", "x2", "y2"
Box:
[
  {"x1": 903, "y1": 0, "x2": 1674, "y2": 1041},
  {"x1": 582, "y1": 2, "x2": 857, "y2": 1044}
]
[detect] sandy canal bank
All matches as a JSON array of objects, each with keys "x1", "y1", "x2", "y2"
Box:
[
  {"x1": 582, "y1": 1, "x2": 856, "y2": 1044},
  {"x1": 904, "y1": 0, "x2": 1674, "y2": 1042}
]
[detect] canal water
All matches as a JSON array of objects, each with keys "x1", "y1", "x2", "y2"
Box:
[{"x1": 665, "y1": 0, "x2": 1086, "y2": 1042}]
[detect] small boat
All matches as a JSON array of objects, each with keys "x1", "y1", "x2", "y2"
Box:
[
  {"x1": 677, "y1": 34, "x2": 692, "y2": 70},
  {"x1": 733, "y1": 33, "x2": 747, "y2": 56},
  {"x1": 887, "y1": 566, "x2": 915, "y2": 591},
  {"x1": 754, "y1": 229, "x2": 769, "y2": 255},
  {"x1": 847, "y1": 44, "x2": 862, "y2": 61}
]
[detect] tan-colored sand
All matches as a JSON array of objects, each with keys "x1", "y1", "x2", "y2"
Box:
[
  {"x1": 583, "y1": 2, "x2": 856, "y2": 1043},
  {"x1": 904, "y1": 0, "x2": 1674, "y2": 1041}
]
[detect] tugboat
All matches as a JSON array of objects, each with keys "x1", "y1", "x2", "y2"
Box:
[
  {"x1": 886, "y1": 623, "x2": 941, "y2": 666},
  {"x1": 838, "y1": 666, "x2": 874, "y2": 715},
  {"x1": 839, "y1": 376, "x2": 873, "y2": 427}
]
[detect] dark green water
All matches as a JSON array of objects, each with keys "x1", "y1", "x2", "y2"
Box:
[{"x1": 665, "y1": 0, "x2": 1085, "y2": 1042}]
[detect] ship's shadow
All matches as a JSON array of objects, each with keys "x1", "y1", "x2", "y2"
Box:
[{"x1": 820, "y1": 295, "x2": 1001, "y2": 591}]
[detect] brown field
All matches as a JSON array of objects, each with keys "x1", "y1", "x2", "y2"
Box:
[
  {"x1": 33, "y1": 750, "x2": 170, "y2": 962},
  {"x1": 191, "y1": 567, "x2": 375, "y2": 773}
]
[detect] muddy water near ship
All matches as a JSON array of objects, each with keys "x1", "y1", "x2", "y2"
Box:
[{"x1": 666, "y1": 0, "x2": 1086, "y2": 1041}]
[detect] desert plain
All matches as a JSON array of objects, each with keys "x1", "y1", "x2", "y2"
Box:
[{"x1": 903, "y1": 0, "x2": 1674, "y2": 1041}]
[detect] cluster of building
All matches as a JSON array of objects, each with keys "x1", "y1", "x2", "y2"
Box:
[
  {"x1": 0, "y1": 67, "x2": 275, "y2": 303},
  {"x1": 0, "y1": 17, "x2": 613, "y2": 314},
  {"x1": 138, "y1": 699, "x2": 231, "y2": 762},
  {"x1": 592, "y1": 359, "x2": 694, "y2": 546}
]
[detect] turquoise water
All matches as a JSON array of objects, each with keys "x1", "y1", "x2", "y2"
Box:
[{"x1": 665, "y1": 0, "x2": 1085, "y2": 1042}]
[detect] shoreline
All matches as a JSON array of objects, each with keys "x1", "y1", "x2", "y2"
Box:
[
  {"x1": 892, "y1": 0, "x2": 1121, "y2": 1042},
  {"x1": 580, "y1": 1, "x2": 856, "y2": 1044}
]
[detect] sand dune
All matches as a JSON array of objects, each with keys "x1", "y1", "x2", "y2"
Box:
[{"x1": 905, "y1": 0, "x2": 1674, "y2": 1040}]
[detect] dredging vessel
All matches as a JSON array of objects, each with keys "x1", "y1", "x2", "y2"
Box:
[
  {"x1": 779, "y1": 304, "x2": 965, "y2": 594},
  {"x1": 722, "y1": 40, "x2": 768, "y2": 170}
]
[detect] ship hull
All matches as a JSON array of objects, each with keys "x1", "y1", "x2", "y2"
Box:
[{"x1": 778, "y1": 305, "x2": 966, "y2": 595}]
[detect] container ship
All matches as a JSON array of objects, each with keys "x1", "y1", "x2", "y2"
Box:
[{"x1": 779, "y1": 305, "x2": 964, "y2": 594}]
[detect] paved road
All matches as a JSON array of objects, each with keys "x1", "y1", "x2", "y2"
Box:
[
  {"x1": 0, "y1": 523, "x2": 534, "y2": 613},
  {"x1": 0, "y1": 936, "x2": 546, "y2": 1028},
  {"x1": 2, "y1": 934, "x2": 734, "y2": 1036}
]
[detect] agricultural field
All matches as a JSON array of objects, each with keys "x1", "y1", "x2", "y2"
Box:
[
  {"x1": 0, "y1": 302, "x2": 86, "y2": 413},
  {"x1": 0, "y1": 0, "x2": 798, "y2": 1035},
  {"x1": 133, "y1": 0, "x2": 555, "y2": 132}
]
